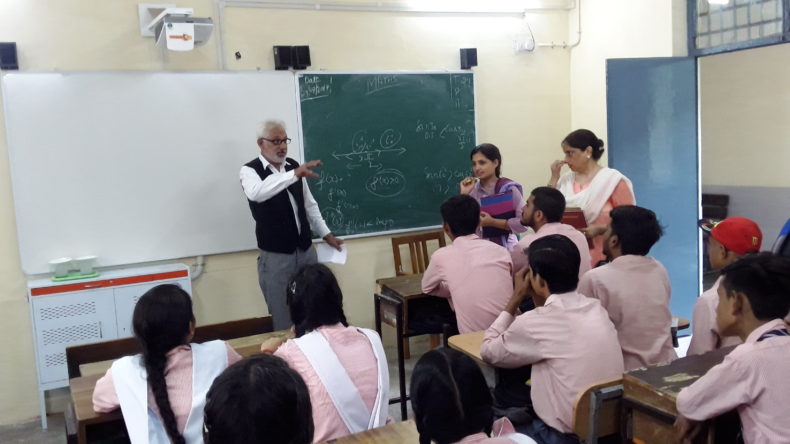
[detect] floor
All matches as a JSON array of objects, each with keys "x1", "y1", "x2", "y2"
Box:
[{"x1": 0, "y1": 336, "x2": 433, "y2": 443}]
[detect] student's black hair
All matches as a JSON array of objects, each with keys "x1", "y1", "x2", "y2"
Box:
[
  {"x1": 132, "y1": 284, "x2": 194, "y2": 444},
  {"x1": 410, "y1": 348, "x2": 494, "y2": 444},
  {"x1": 609, "y1": 205, "x2": 663, "y2": 256},
  {"x1": 470, "y1": 143, "x2": 502, "y2": 177},
  {"x1": 203, "y1": 354, "x2": 313, "y2": 444},
  {"x1": 287, "y1": 263, "x2": 348, "y2": 338},
  {"x1": 530, "y1": 186, "x2": 566, "y2": 223},
  {"x1": 719, "y1": 252, "x2": 790, "y2": 321},
  {"x1": 527, "y1": 234, "x2": 580, "y2": 294},
  {"x1": 562, "y1": 129, "x2": 605, "y2": 161},
  {"x1": 440, "y1": 194, "x2": 481, "y2": 237}
]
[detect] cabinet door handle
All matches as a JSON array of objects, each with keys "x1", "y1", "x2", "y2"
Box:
[
  {"x1": 83, "y1": 283, "x2": 103, "y2": 289},
  {"x1": 99, "y1": 321, "x2": 103, "y2": 338}
]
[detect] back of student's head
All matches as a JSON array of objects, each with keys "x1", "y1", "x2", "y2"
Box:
[
  {"x1": 609, "y1": 205, "x2": 663, "y2": 255},
  {"x1": 203, "y1": 354, "x2": 313, "y2": 444},
  {"x1": 132, "y1": 284, "x2": 194, "y2": 444},
  {"x1": 719, "y1": 252, "x2": 790, "y2": 321},
  {"x1": 440, "y1": 194, "x2": 480, "y2": 237},
  {"x1": 530, "y1": 186, "x2": 566, "y2": 223},
  {"x1": 287, "y1": 263, "x2": 348, "y2": 337},
  {"x1": 527, "y1": 234, "x2": 580, "y2": 294},
  {"x1": 410, "y1": 348, "x2": 493, "y2": 444}
]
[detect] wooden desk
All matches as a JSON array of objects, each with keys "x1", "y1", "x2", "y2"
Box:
[
  {"x1": 448, "y1": 331, "x2": 486, "y2": 366},
  {"x1": 623, "y1": 345, "x2": 737, "y2": 444},
  {"x1": 69, "y1": 330, "x2": 292, "y2": 444},
  {"x1": 326, "y1": 420, "x2": 418, "y2": 443},
  {"x1": 373, "y1": 273, "x2": 430, "y2": 420},
  {"x1": 675, "y1": 316, "x2": 690, "y2": 331}
]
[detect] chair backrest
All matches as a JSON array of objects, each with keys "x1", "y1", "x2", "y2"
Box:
[
  {"x1": 391, "y1": 230, "x2": 447, "y2": 276},
  {"x1": 772, "y1": 218, "x2": 790, "y2": 258},
  {"x1": 66, "y1": 316, "x2": 273, "y2": 378},
  {"x1": 572, "y1": 377, "x2": 623, "y2": 443}
]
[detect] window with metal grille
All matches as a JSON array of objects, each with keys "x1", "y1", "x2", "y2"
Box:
[{"x1": 690, "y1": 0, "x2": 788, "y2": 56}]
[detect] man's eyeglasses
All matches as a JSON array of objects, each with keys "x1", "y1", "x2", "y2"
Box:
[{"x1": 261, "y1": 137, "x2": 292, "y2": 146}]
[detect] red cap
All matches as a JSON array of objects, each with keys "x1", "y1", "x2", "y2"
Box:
[{"x1": 699, "y1": 217, "x2": 762, "y2": 255}]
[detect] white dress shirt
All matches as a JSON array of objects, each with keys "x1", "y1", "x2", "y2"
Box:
[{"x1": 240, "y1": 154, "x2": 331, "y2": 239}]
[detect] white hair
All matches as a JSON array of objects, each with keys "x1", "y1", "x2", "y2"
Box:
[{"x1": 256, "y1": 119, "x2": 287, "y2": 139}]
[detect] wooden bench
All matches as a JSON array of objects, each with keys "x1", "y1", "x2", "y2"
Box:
[{"x1": 572, "y1": 378, "x2": 623, "y2": 444}]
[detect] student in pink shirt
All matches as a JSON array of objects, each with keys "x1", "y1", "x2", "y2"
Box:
[
  {"x1": 481, "y1": 235, "x2": 623, "y2": 444},
  {"x1": 411, "y1": 348, "x2": 536, "y2": 444},
  {"x1": 676, "y1": 253, "x2": 790, "y2": 444},
  {"x1": 422, "y1": 194, "x2": 514, "y2": 333},
  {"x1": 259, "y1": 264, "x2": 389, "y2": 443},
  {"x1": 687, "y1": 217, "x2": 763, "y2": 356},
  {"x1": 511, "y1": 186, "x2": 591, "y2": 278},
  {"x1": 203, "y1": 353, "x2": 313, "y2": 444},
  {"x1": 578, "y1": 205, "x2": 676, "y2": 371},
  {"x1": 92, "y1": 285, "x2": 241, "y2": 444}
]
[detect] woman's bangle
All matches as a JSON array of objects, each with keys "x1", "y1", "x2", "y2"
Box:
[{"x1": 261, "y1": 348, "x2": 275, "y2": 354}]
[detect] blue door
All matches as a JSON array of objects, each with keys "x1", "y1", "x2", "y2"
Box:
[{"x1": 607, "y1": 57, "x2": 699, "y2": 321}]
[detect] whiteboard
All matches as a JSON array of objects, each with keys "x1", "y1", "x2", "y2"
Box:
[{"x1": 2, "y1": 71, "x2": 301, "y2": 274}]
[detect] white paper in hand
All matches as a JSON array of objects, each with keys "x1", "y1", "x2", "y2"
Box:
[{"x1": 316, "y1": 243, "x2": 347, "y2": 264}]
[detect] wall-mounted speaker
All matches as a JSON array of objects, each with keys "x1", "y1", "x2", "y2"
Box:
[
  {"x1": 0, "y1": 42, "x2": 19, "y2": 70},
  {"x1": 273, "y1": 45, "x2": 292, "y2": 70},
  {"x1": 460, "y1": 48, "x2": 477, "y2": 70},
  {"x1": 291, "y1": 45, "x2": 311, "y2": 70}
]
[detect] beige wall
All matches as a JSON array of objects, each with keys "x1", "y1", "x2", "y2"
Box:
[
  {"x1": 0, "y1": 0, "x2": 571, "y2": 424},
  {"x1": 699, "y1": 43, "x2": 790, "y2": 188},
  {"x1": 569, "y1": 0, "x2": 687, "y2": 159}
]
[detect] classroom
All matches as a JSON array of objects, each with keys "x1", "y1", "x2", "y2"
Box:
[{"x1": 1, "y1": 0, "x2": 789, "y2": 442}]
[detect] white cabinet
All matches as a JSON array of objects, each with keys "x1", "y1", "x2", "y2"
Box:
[{"x1": 28, "y1": 263, "x2": 191, "y2": 428}]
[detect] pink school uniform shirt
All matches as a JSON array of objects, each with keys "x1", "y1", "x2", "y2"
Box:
[
  {"x1": 572, "y1": 180, "x2": 634, "y2": 266},
  {"x1": 510, "y1": 222, "x2": 592, "y2": 278},
  {"x1": 422, "y1": 234, "x2": 514, "y2": 334},
  {"x1": 481, "y1": 292, "x2": 624, "y2": 434},
  {"x1": 677, "y1": 319, "x2": 790, "y2": 444},
  {"x1": 452, "y1": 433, "x2": 529, "y2": 444},
  {"x1": 92, "y1": 343, "x2": 242, "y2": 434},
  {"x1": 275, "y1": 324, "x2": 381, "y2": 443},
  {"x1": 687, "y1": 277, "x2": 743, "y2": 355},
  {"x1": 578, "y1": 255, "x2": 677, "y2": 371}
]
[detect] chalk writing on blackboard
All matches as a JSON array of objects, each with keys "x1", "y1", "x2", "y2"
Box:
[
  {"x1": 365, "y1": 168, "x2": 406, "y2": 198},
  {"x1": 331, "y1": 129, "x2": 407, "y2": 169},
  {"x1": 301, "y1": 75, "x2": 333, "y2": 101},
  {"x1": 366, "y1": 75, "x2": 400, "y2": 95}
]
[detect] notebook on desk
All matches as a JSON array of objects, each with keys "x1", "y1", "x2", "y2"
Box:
[
  {"x1": 562, "y1": 207, "x2": 593, "y2": 248},
  {"x1": 480, "y1": 190, "x2": 515, "y2": 239}
]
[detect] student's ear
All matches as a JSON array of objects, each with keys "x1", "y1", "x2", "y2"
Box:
[
  {"x1": 534, "y1": 209, "x2": 545, "y2": 225},
  {"x1": 442, "y1": 221, "x2": 454, "y2": 239},
  {"x1": 731, "y1": 291, "x2": 747, "y2": 318},
  {"x1": 608, "y1": 233, "x2": 620, "y2": 251},
  {"x1": 186, "y1": 320, "x2": 196, "y2": 343}
]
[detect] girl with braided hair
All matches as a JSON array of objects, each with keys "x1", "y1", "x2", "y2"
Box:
[{"x1": 92, "y1": 284, "x2": 241, "y2": 443}]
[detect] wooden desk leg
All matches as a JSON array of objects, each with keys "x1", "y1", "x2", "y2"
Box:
[
  {"x1": 396, "y1": 301, "x2": 408, "y2": 420},
  {"x1": 374, "y1": 294, "x2": 382, "y2": 338},
  {"x1": 78, "y1": 423, "x2": 87, "y2": 444}
]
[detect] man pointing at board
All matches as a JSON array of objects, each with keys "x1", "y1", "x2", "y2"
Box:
[{"x1": 240, "y1": 119, "x2": 344, "y2": 330}]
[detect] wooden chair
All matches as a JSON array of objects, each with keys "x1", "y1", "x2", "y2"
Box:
[
  {"x1": 64, "y1": 316, "x2": 273, "y2": 443},
  {"x1": 572, "y1": 378, "x2": 623, "y2": 444},
  {"x1": 390, "y1": 230, "x2": 447, "y2": 356}
]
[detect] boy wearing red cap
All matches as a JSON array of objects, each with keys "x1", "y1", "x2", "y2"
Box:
[{"x1": 687, "y1": 217, "x2": 762, "y2": 355}]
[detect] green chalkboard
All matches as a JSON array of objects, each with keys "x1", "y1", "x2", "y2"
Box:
[{"x1": 298, "y1": 72, "x2": 476, "y2": 237}]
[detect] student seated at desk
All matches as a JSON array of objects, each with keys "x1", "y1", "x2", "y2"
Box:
[
  {"x1": 92, "y1": 284, "x2": 242, "y2": 444},
  {"x1": 481, "y1": 235, "x2": 623, "y2": 444},
  {"x1": 422, "y1": 194, "x2": 514, "y2": 333},
  {"x1": 203, "y1": 354, "x2": 313, "y2": 444},
  {"x1": 577, "y1": 205, "x2": 677, "y2": 371},
  {"x1": 411, "y1": 348, "x2": 537, "y2": 444},
  {"x1": 687, "y1": 217, "x2": 763, "y2": 356},
  {"x1": 259, "y1": 264, "x2": 389, "y2": 443},
  {"x1": 676, "y1": 253, "x2": 790, "y2": 444},
  {"x1": 511, "y1": 186, "x2": 591, "y2": 278}
]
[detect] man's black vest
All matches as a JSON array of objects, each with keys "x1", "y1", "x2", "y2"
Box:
[{"x1": 245, "y1": 157, "x2": 312, "y2": 253}]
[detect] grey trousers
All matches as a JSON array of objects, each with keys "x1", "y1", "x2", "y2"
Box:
[{"x1": 257, "y1": 247, "x2": 318, "y2": 331}]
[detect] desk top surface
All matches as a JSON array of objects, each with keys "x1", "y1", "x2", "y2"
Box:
[
  {"x1": 327, "y1": 420, "x2": 418, "y2": 443},
  {"x1": 623, "y1": 345, "x2": 734, "y2": 416},
  {"x1": 448, "y1": 331, "x2": 486, "y2": 366},
  {"x1": 376, "y1": 274, "x2": 425, "y2": 300},
  {"x1": 70, "y1": 330, "x2": 292, "y2": 425}
]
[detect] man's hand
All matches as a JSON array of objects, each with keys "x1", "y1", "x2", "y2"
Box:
[
  {"x1": 260, "y1": 337, "x2": 287, "y2": 353},
  {"x1": 504, "y1": 267, "x2": 532, "y2": 315},
  {"x1": 295, "y1": 160, "x2": 323, "y2": 178},
  {"x1": 323, "y1": 233, "x2": 344, "y2": 251},
  {"x1": 674, "y1": 414, "x2": 702, "y2": 444}
]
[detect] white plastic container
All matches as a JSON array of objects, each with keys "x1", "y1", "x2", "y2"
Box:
[
  {"x1": 49, "y1": 257, "x2": 73, "y2": 278},
  {"x1": 73, "y1": 255, "x2": 97, "y2": 275}
]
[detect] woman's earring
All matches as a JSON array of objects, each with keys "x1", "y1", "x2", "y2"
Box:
[{"x1": 586, "y1": 155, "x2": 591, "y2": 159}]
